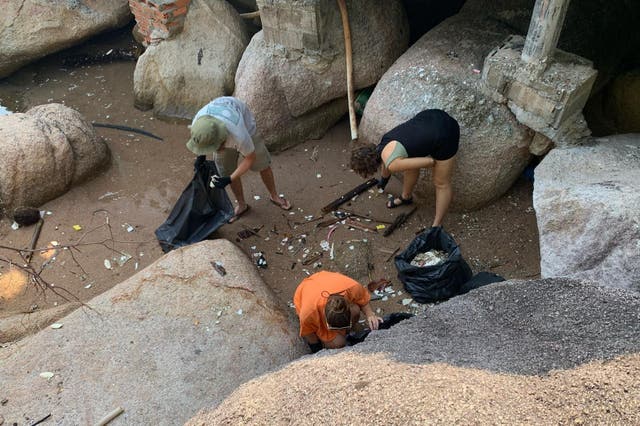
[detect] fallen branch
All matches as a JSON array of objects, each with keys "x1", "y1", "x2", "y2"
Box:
[
  {"x1": 92, "y1": 122, "x2": 163, "y2": 141},
  {"x1": 25, "y1": 218, "x2": 44, "y2": 264},
  {"x1": 96, "y1": 407, "x2": 124, "y2": 426},
  {"x1": 383, "y1": 206, "x2": 418, "y2": 237},
  {"x1": 321, "y1": 178, "x2": 377, "y2": 213}
]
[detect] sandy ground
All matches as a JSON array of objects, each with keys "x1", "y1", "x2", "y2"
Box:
[{"x1": 0, "y1": 27, "x2": 540, "y2": 341}]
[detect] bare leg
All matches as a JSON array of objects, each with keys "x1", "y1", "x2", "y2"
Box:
[
  {"x1": 260, "y1": 167, "x2": 291, "y2": 209},
  {"x1": 401, "y1": 168, "x2": 420, "y2": 200},
  {"x1": 388, "y1": 168, "x2": 420, "y2": 207},
  {"x1": 432, "y1": 157, "x2": 455, "y2": 227},
  {"x1": 229, "y1": 177, "x2": 247, "y2": 216},
  {"x1": 259, "y1": 167, "x2": 279, "y2": 200}
]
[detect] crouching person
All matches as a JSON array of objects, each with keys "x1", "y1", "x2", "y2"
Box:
[{"x1": 293, "y1": 271, "x2": 382, "y2": 353}]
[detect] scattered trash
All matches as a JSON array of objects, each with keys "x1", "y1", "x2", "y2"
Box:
[
  {"x1": 320, "y1": 240, "x2": 330, "y2": 251},
  {"x1": 115, "y1": 253, "x2": 132, "y2": 267},
  {"x1": 104, "y1": 259, "x2": 112, "y2": 270},
  {"x1": 253, "y1": 195, "x2": 261, "y2": 200},
  {"x1": 367, "y1": 278, "x2": 391, "y2": 292},
  {"x1": 39, "y1": 372, "x2": 54, "y2": 379},
  {"x1": 123, "y1": 223, "x2": 135, "y2": 232},
  {"x1": 376, "y1": 224, "x2": 386, "y2": 230},
  {"x1": 256, "y1": 253, "x2": 268, "y2": 269},
  {"x1": 72, "y1": 224, "x2": 82, "y2": 231},
  {"x1": 472, "y1": 68, "x2": 481, "y2": 74},
  {"x1": 50, "y1": 323, "x2": 63, "y2": 329},
  {"x1": 316, "y1": 173, "x2": 322, "y2": 179},
  {"x1": 236, "y1": 309, "x2": 243, "y2": 315},
  {"x1": 401, "y1": 298, "x2": 413, "y2": 306},
  {"x1": 10, "y1": 222, "x2": 19, "y2": 230},
  {"x1": 211, "y1": 261, "x2": 226, "y2": 276},
  {"x1": 84, "y1": 284, "x2": 92, "y2": 289},
  {"x1": 410, "y1": 249, "x2": 448, "y2": 267}
]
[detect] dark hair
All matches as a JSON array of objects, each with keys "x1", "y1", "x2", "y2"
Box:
[
  {"x1": 350, "y1": 144, "x2": 381, "y2": 178},
  {"x1": 325, "y1": 294, "x2": 351, "y2": 328}
]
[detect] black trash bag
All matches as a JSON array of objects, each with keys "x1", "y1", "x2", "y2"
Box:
[
  {"x1": 395, "y1": 226, "x2": 472, "y2": 303},
  {"x1": 460, "y1": 271, "x2": 505, "y2": 295},
  {"x1": 346, "y1": 312, "x2": 414, "y2": 346},
  {"x1": 155, "y1": 156, "x2": 234, "y2": 252}
]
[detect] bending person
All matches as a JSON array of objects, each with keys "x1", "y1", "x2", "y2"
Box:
[
  {"x1": 186, "y1": 96, "x2": 291, "y2": 223},
  {"x1": 293, "y1": 271, "x2": 382, "y2": 352},
  {"x1": 350, "y1": 109, "x2": 459, "y2": 227}
]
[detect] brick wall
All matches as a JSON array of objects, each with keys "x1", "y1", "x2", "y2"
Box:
[{"x1": 128, "y1": 0, "x2": 192, "y2": 46}]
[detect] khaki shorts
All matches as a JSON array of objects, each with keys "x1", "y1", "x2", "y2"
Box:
[{"x1": 213, "y1": 136, "x2": 272, "y2": 176}]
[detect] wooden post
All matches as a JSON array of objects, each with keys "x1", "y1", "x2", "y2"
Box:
[
  {"x1": 337, "y1": 0, "x2": 358, "y2": 141},
  {"x1": 521, "y1": 0, "x2": 571, "y2": 66}
]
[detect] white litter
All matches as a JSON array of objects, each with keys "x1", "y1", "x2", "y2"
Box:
[
  {"x1": 39, "y1": 372, "x2": 54, "y2": 379},
  {"x1": 50, "y1": 323, "x2": 63, "y2": 329}
]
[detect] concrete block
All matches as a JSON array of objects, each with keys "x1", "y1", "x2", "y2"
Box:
[
  {"x1": 257, "y1": 0, "x2": 331, "y2": 51},
  {"x1": 481, "y1": 35, "x2": 597, "y2": 140}
]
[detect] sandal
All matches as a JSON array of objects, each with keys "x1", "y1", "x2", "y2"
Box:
[
  {"x1": 386, "y1": 196, "x2": 413, "y2": 209},
  {"x1": 270, "y1": 196, "x2": 292, "y2": 211},
  {"x1": 228, "y1": 205, "x2": 250, "y2": 223}
]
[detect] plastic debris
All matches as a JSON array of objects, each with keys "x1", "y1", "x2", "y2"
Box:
[
  {"x1": 11, "y1": 222, "x2": 19, "y2": 230},
  {"x1": 410, "y1": 249, "x2": 448, "y2": 267},
  {"x1": 72, "y1": 224, "x2": 82, "y2": 231},
  {"x1": 50, "y1": 323, "x2": 63, "y2": 329},
  {"x1": 211, "y1": 261, "x2": 226, "y2": 276},
  {"x1": 104, "y1": 259, "x2": 112, "y2": 270},
  {"x1": 39, "y1": 372, "x2": 54, "y2": 379},
  {"x1": 116, "y1": 253, "x2": 132, "y2": 267},
  {"x1": 256, "y1": 253, "x2": 268, "y2": 269}
]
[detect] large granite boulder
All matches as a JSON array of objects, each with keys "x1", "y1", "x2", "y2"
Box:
[
  {"x1": 133, "y1": 0, "x2": 249, "y2": 119},
  {"x1": 533, "y1": 134, "x2": 640, "y2": 291},
  {"x1": 235, "y1": 0, "x2": 409, "y2": 151},
  {"x1": 359, "y1": 1, "x2": 535, "y2": 211},
  {"x1": 0, "y1": 104, "x2": 110, "y2": 216},
  {"x1": 0, "y1": 239, "x2": 307, "y2": 425},
  {"x1": 0, "y1": 0, "x2": 132, "y2": 79},
  {"x1": 187, "y1": 277, "x2": 640, "y2": 424}
]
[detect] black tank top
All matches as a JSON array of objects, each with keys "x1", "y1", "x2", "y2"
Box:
[{"x1": 377, "y1": 109, "x2": 460, "y2": 161}]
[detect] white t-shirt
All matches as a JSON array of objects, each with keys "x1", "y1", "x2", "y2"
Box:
[{"x1": 192, "y1": 97, "x2": 257, "y2": 156}]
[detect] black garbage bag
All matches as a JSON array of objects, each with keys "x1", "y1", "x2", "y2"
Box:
[
  {"x1": 460, "y1": 271, "x2": 505, "y2": 295},
  {"x1": 395, "y1": 226, "x2": 472, "y2": 303},
  {"x1": 155, "y1": 156, "x2": 234, "y2": 252}
]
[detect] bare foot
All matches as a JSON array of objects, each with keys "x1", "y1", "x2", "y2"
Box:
[
  {"x1": 270, "y1": 196, "x2": 292, "y2": 211},
  {"x1": 228, "y1": 204, "x2": 250, "y2": 223}
]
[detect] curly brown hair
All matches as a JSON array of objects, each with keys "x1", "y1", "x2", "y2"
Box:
[
  {"x1": 350, "y1": 144, "x2": 381, "y2": 178},
  {"x1": 325, "y1": 294, "x2": 351, "y2": 329}
]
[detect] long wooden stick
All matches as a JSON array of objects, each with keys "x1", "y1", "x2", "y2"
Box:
[
  {"x1": 321, "y1": 178, "x2": 377, "y2": 213},
  {"x1": 337, "y1": 0, "x2": 358, "y2": 141},
  {"x1": 25, "y1": 218, "x2": 44, "y2": 264},
  {"x1": 95, "y1": 406, "x2": 124, "y2": 426},
  {"x1": 383, "y1": 206, "x2": 417, "y2": 237}
]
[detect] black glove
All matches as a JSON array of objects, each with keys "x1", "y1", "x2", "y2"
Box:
[
  {"x1": 377, "y1": 175, "x2": 390, "y2": 190},
  {"x1": 210, "y1": 175, "x2": 231, "y2": 189}
]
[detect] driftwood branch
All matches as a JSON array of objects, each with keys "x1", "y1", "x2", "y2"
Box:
[
  {"x1": 383, "y1": 206, "x2": 418, "y2": 237},
  {"x1": 321, "y1": 178, "x2": 378, "y2": 213}
]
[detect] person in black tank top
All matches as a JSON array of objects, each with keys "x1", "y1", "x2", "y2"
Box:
[{"x1": 350, "y1": 109, "x2": 459, "y2": 227}]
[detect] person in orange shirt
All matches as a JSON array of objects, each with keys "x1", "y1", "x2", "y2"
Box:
[{"x1": 293, "y1": 271, "x2": 383, "y2": 352}]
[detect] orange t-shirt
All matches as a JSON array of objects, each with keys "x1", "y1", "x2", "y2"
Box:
[{"x1": 293, "y1": 271, "x2": 370, "y2": 343}]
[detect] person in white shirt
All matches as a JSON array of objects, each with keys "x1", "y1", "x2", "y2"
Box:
[{"x1": 186, "y1": 97, "x2": 291, "y2": 222}]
